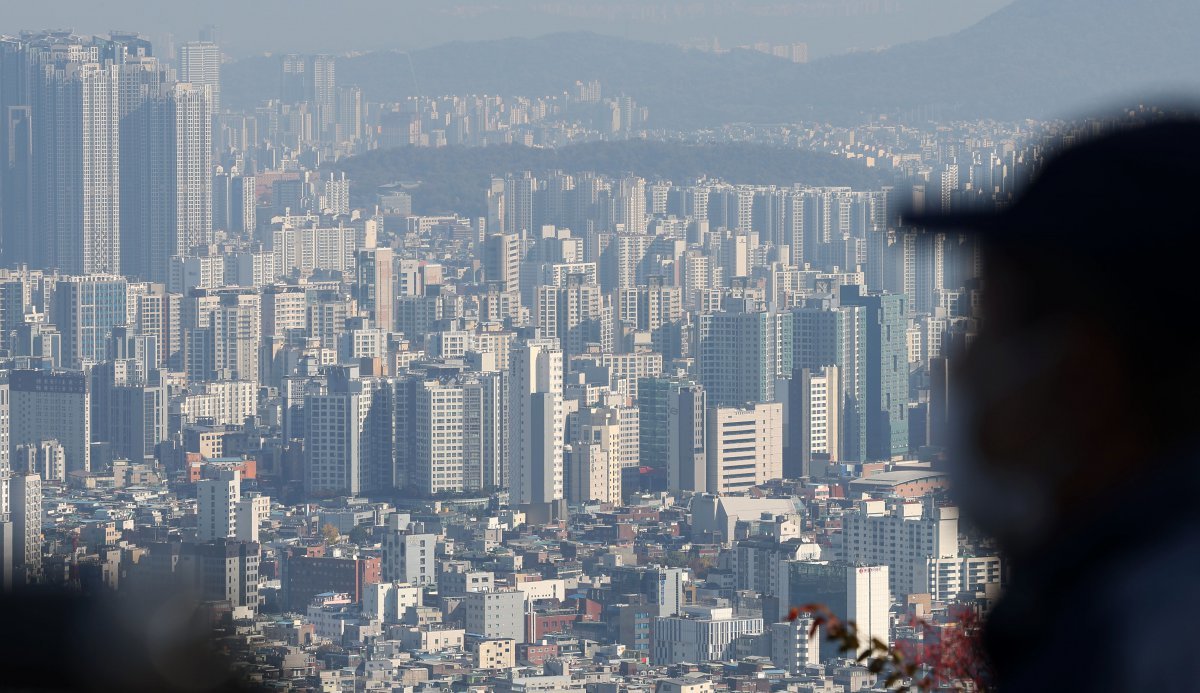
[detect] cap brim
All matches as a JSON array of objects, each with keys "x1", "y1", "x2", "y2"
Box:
[{"x1": 897, "y1": 209, "x2": 1010, "y2": 233}]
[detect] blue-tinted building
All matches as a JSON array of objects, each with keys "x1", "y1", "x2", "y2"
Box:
[{"x1": 840, "y1": 285, "x2": 908, "y2": 460}]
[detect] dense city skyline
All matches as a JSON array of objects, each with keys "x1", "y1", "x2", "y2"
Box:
[{"x1": 0, "y1": 5, "x2": 1180, "y2": 691}]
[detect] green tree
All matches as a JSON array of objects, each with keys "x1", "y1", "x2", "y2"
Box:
[{"x1": 348, "y1": 523, "x2": 372, "y2": 545}]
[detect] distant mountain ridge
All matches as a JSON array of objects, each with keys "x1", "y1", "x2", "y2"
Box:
[
  {"x1": 222, "y1": 0, "x2": 1200, "y2": 125},
  {"x1": 328, "y1": 141, "x2": 891, "y2": 217}
]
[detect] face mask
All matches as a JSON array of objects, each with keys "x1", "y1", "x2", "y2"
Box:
[
  {"x1": 947, "y1": 324, "x2": 1076, "y2": 553},
  {"x1": 949, "y1": 409, "x2": 1058, "y2": 552}
]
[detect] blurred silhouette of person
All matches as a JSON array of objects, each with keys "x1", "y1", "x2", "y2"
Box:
[
  {"x1": 909, "y1": 118, "x2": 1200, "y2": 691},
  {"x1": 0, "y1": 585, "x2": 255, "y2": 691}
]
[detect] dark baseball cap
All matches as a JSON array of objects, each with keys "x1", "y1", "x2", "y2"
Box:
[{"x1": 900, "y1": 119, "x2": 1200, "y2": 250}]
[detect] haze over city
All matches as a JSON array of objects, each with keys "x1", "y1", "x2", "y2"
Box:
[
  {"x1": 1, "y1": 0, "x2": 1013, "y2": 57},
  {"x1": 0, "y1": 1, "x2": 1194, "y2": 691}
]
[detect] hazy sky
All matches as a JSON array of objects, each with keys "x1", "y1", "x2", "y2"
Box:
[{"x1": 0, "y1": 0, "x2": 1012, "y2": 59}]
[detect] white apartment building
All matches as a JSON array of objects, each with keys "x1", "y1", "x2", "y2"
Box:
[
  {"x1": 272, "y1": 222, "x2": 357, "y2": 276},
  {"x1": 566, "y1": 441, "x2": 617, "y2": 505},
  {"x1": 780, "y1": 561, "x2": 890, "y2": 660},
  {"x1": 706, "y1": 403, "x2": 783, "y2": 494},
  {"x1": 847, "y1": 564, "x2": 891, "y2": 651},
  {"x1": 227, "y1": 250, "x2": 276, "y2": 289},
  {"x1": 303, "y1": 374, "x2": 391, "y2": 498},
  {"x1": 381, "y1": 516, "x2": 437, "y2": 586},
  {"x1": 178, "y1": 41, "x2": 221, "y2": 112},
  {"x1": 927, "y1": 554, "x2": 1004, "y2": 600},
  {"x1": 509, "y1": 339, "x2": 564, "y2": 518},
  {"x1": 651, "y1": 606, "x2": 763, "y2": 664},
  {"x1": 769, "y1": 617, "x2": 821, "y2": 674},
  {"x1": 800, "y1": 365, "x2": 839, "y2": 461},
  {"x1": 197, "y1": 469, "x2": 239, "y2": 542},
  {"x1": 168, "y1": 254, "x2": 224, "y2": 294},
  {"x1": 176, "y1": 380, "x2": 257, "y2": 427},
  {"x1": 399, "y1": 626, "x2": 465, "y2": 653},
  {"x1": 9, "y1": 472, "x2": 43, "y2": 586},
  {"x1": 413, "y1": 380, "x2": 466, "y2": 495},
  {"x1": 839, "y1": 499, "x2": 1000, "y2": 600},
  {"x1": 566, "y1": 407, "x2": 622, "y2": 504},
  {"x1": 362, "y1": 581, "x2": 421, "y2": 623},
  {"x1": 261, "y1": 285, "x2": 307, "y2": 337},
  {"x1": 513, "y1": 578, "x2": 566, "y2": 603},
  {"x1": 464, "y1": 590, "x2": 526, "y2": 643},
  {"x1": 600, "y1": 352, "x2": 663, "y2": 396},
  {"x1": 235, "y1": 492, "x2": 271, "y2": 543},
  {"x1": 185, "y1": 288, "x2": 261, "y2": 383}
]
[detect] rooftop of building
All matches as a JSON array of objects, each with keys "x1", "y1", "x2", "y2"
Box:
[{"x1": 848, "y1": 469, "x2": 948, "y2": 487}]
